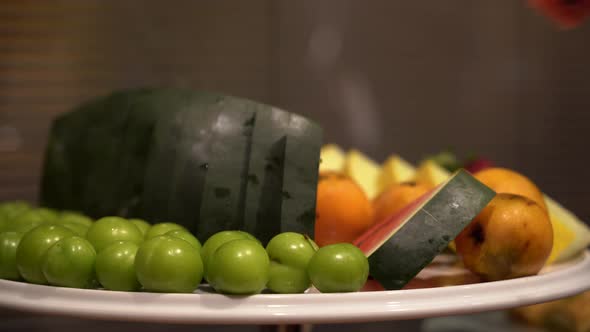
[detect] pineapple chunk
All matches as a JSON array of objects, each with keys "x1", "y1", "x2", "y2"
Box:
[
  {"x1": 545, "y1": 195, "x2": 590, "y2": 264},
  {"x1": 319, "y1": 144, "x2": 345, "y2": 173},
  {"x1": 415, "y1": 160, "x2": 451, "y2": 188},
  {"x1": 343, "y1": 149, "x2": 380, "y2": 200},
  {"x1": 378, "y1": 155, "x2": 416, "y2": 193}
]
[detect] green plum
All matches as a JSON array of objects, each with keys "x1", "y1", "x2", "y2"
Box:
[
  {"x1": 307, "y1": 243, "x2": 369, "y2": 293},
  {"x1": 16, "y1": 224, "x2": 74, "y2": 284},
  {"x1": 200, "y1": 230, "x2": 256, "y2": 280},
  {"x1": 95, "y1": 241, "x2": 140, "y2": 291},
  {"x1": 135, "y1": 235, "x2": 203, "y2": 293},
  {"x1": 0, "y1": 201, "x2": 31, "y2": 232},
  {"x1": 166, "y1": 230, "x2": 201, "y2": 251},
  {"x1": 0, "y1": 232, "x2": 24, "y2": 280},
  {"x1": 8, "y1": 208, "x2": 56, "y2": 233},
  {"x1": 61, "y1": 222, "x2": 90, "y2": 237},
  {"x1": 266, "y1": 232, "x2": 317, "y2": 293},
  {"x1": 144, "y1": 222, "x2": 187, "y2": 240},
  {"x1": 86, "y1": 217, "x2": 143, "y2": 252},
  {"x1": 207, "y1": 239, "x2": 269, "y2": 295},
  {"x1": 129, "y1": 219, "x2": 151, "y2": 236},
  {"x1": 58, "y1": 212, "x2": 93, "y2": 227},
  {"x1": 42, "y1": 236, "x2": 96, "y2": 288}
]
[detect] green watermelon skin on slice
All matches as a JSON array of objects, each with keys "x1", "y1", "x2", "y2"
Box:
[{"x1": 354, "y1": 169, "x2": 495, "y2": 290}]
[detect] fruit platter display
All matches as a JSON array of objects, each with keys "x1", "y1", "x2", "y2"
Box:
[{"x1": 0, "y1": 88, "x2": 589, "y2": 324}]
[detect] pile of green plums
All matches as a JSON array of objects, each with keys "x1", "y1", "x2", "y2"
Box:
[{"x1": 0, "y1": 201, "x2": 369, "y2": 294}]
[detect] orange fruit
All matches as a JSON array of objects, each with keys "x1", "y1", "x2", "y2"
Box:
[
  {"x1": 372, "y1": 182, "x2": 432, "y2": 224},
  {"x1": 455, "y1": 193, "x2": 553, "y2": 281},
  {"x1": 474, "y1": 167, "x2": 547, "y2": 211},
  {"x1": 314, "y1": 172, "x2": 374, "y2": 247}
]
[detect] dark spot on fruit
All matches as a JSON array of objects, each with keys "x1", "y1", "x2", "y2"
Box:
[
  {"x1": 214, "y1": 187, "x2": 230, "y2": 198},
  {"x1": 247, "y1": 174, "x2": 259, "y2": 185},
  {"x1": 523, "y1": 240, "x2": 530, "y2": 250},
  {"x1": 471, "y1": 223, "x2": 485, "y2": 245},
  {"x1": 526, "y1": 200, "x2": 536, "y2": 206},
  {"x1": 282, "y1": 191, "x2": 292, "y2": 199},
  {"x1": 297, "y1": 208, "x2": 316, "y2": 226},
  {"x1": 401, "y1": 181, "x2": 417, "y2": 187},
  {"x1": 442, "y1": 235, "x2": 450, "y2": 242},
  {"x1": 319, "y1": 158, "x2": 323, "y2": 164},
  {"x1": 199, "y1": 163, "x2": 209, "y2": 170}
]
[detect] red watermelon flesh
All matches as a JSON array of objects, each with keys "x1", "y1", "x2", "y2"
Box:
[{"x1": 353, "y1": 169, "x2": 495, "y2": 290}]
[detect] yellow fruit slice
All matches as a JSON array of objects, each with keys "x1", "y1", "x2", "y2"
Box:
[
  {"x1": 378, "y1": 155, "x2": 416, "y2": 194},
  {"x1": 319, "y1": 144, "x2": 345, "y2": 173},
  {"x1": 343, "y1": 149, "x2": 380, "y2": 200},
  {"x1": 545, "y1": 195, "x2": 590, "y2": 264},
  {"x1": 414, "y1": 160, "x2": 451, "y2": 188}
]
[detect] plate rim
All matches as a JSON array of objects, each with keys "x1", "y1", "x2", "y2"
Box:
[{"x1": 0, "y1": 251, "x2": 589, "y2": 325}]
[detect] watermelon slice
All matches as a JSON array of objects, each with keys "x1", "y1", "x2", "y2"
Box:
[{"x1": 353, "y1": 169, "x2": 495, "y2": 290}]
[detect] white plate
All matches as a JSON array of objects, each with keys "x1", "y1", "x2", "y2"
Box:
[{"x1": 1, "y1": 251, "x2": 589, "y2": 325}]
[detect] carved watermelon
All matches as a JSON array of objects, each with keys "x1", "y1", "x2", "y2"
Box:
[{"x1": 353, "y1": 169, "x2": 495, "y2": 290}]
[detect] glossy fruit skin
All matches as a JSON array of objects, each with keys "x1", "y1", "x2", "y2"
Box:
[
  {"x1": 0, "y1": 232, "x2": 24, "y2": 280},
  {"x1": 455, "y1": 193, "x2": 553, "y2": 281},
  {"x1": 95, "y1": 241, "x2": 140, "y2": 291},
  {"x1": 86, "y1": 217, "x2": 144, "y2": 252},
  {"x1": 166, "y1": 230, "x2": 201, "y2": 251},
  {"x1": 200, "y1": 230, "x2": 255, "y2": 280},
  {"x1": 8, "y1": 208, "x2": 58, "y2": 233},
  {"x1": 42, "y1": 236, "x2": 97, "y2": 288},
  {"x1": 61, "y1": 222, "x2": 90, "y2": 237},
  {"x1": 207, "y1": 239, "x2": 269, "y2": 295},
  {"x1": 307, "y1": 243, "x2": 369, "y2": 293},
  {"x1": 372, "y1": 182, "x2": 431, "y2": 225},
  {"x1": 129, "y1": 219, "x2": 151, "y2": 236},
  {"x1": 135, "y1": 235, "x2": 203, "y2": 293},
  {"x1": 314, "y1": 172, "x2": 374, "y2": 247},
  {"x1": 474, "y1": 168, "x2": 547, "y2": 212},
  {"x1": 58, "y1": 212, "x2": 93, "y2": 227},
  {"x1": 16, "y1": 224, "x2": 74, "y2": 284},
  {"x1": 266, "y1": 232, "x2": 317, "y2": 293},
  {"x1": 0, "y1": 201, "x2": 31, "y2": 232},
  {"x1": 144, "y1": 222, "x2": 187, "y2": 240}
]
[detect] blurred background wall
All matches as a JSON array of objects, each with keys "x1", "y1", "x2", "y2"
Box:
[{"x1": 1, "y1": 0, "x2": 589, "y2": 223}]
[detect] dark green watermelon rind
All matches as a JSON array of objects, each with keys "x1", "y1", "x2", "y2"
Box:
[
  {"x1": 243, "y1": 107, "x2": 322, "y2": 245},
  {"x1": 358, "y1": 170, "x2": 495, "y2": 290},
  {"x1": 40, "y1": 88, "x2": 322, "y2": 244},
  {"x1": 194, "y1": 98, "x2": 258, "y2": 242}
]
